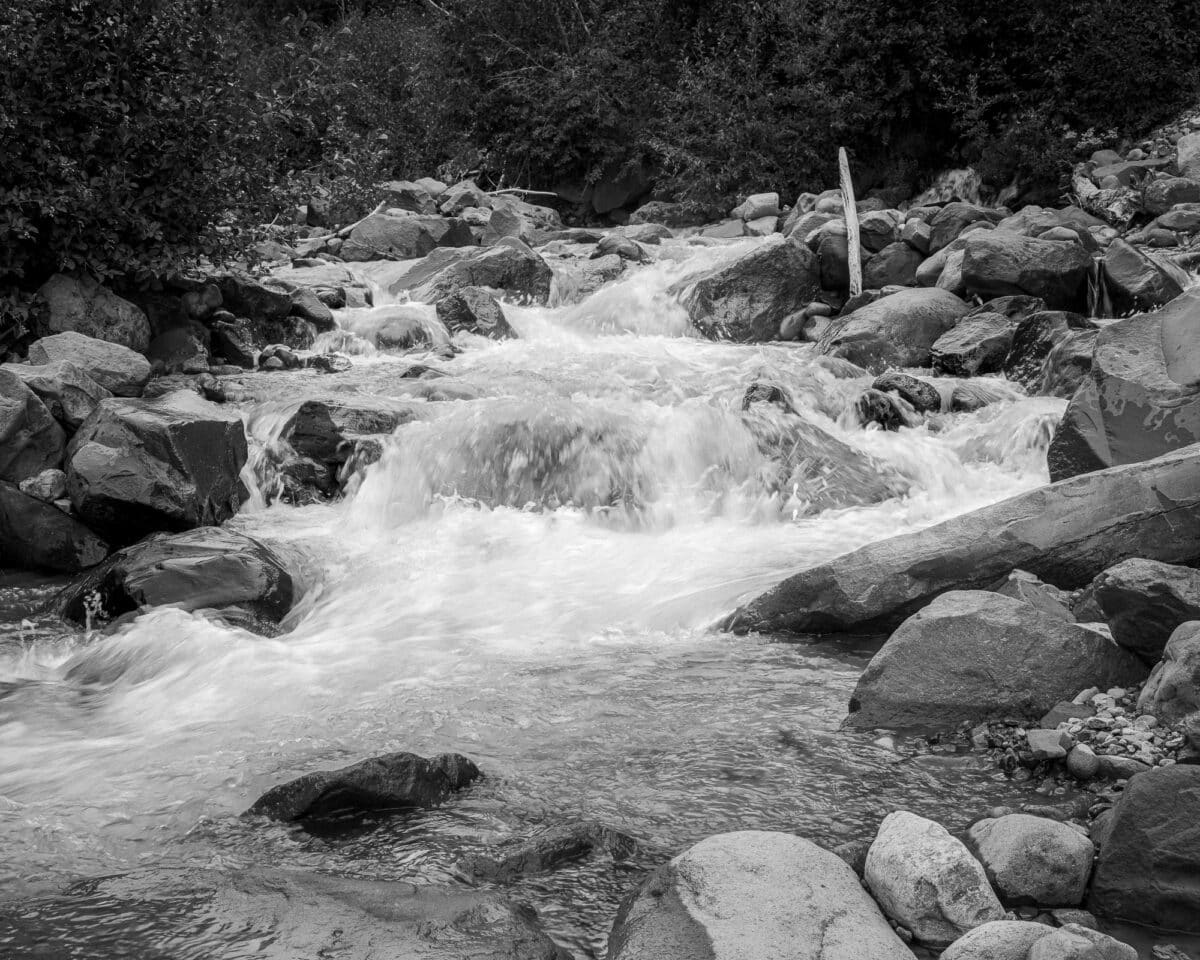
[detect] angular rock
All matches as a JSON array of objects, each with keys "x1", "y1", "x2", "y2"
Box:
[
  {"x1": 18, "y1": 466, "x2": 67, "y2": 502},
  {"x1": 3, "y1": 360, "x2": 112, "y2": 429},
  {"x1": 246, "y1": 751, "x2": 481, "y2": 822},
  {"x1": 435, "y1": 287, "x2": 516, "y2": 339},
  {"x1": 1103, "y1": 239, "x2": 1186, "y2": 313},
  {"x1": 859, "y1": 209, "x2": 900, "y2": 252},
  {"x1": 439, "y1": 179, "x2": 491, "y2": 215},
  {"x1": 863, "y1": 241, "x2": 924, "y2": 287},
  {"x1": 380, "y1": 179, "x2": 436, "y2": 214},
  {"x1": 872, "y1": 371, "x2": 942, "y2": 413},
  {"x1": 865, "y1": 811, "x2": 1004, "y2": 948},
  {"x1": 609, "y1": 830, "x2": 912, "y2": 960},
  {"x1": 28, "y1": 331, "x2": 152, "y2": 397},
  {"x1": 967, "y1": 814, "x2": 1095, "y2": 906},
  {"x1": 391, "y1": 240, "x2": 553, "y2": 305},
  {"x1": 848, "y1": 591, "x2": 1145, "y2": 729},
  {"x1": 146, "y1": 325, "x2": 209, "y2": 373},
  {"x1": 929, "y1": 202, "x2": 1005, "y2": 253},
  {"x1": 1002, "y1": 311, "x2": 1094, "y2": 394},
  {"x1": 961, "y1": 233, "x2": 1092, "y2": 310},
  {"x1": 932, "y1": 312, "x2": 1016, "y2": 376},
  {"x1": 1026, "y1": 728, "x2": 1070, "y2": 760},
  {"x1": 731, "y1": 192, "x2": 781, "y2": 221},
  {"x1": 1090, "y1": 558, "x2": 1200, "y2": 660},
  {"x1": 35, "y1": 272, "x2": 151, "y2": 352},
  {"x1": 65, "y1": 390, "x2": 248, "y2": 545},
  {"x1": 341, "y1": 212, "x2": 474, "y2": 262},
  {"x1": 0, "y1": 367, "x2": 67, "y2": 481},
  {"x1": 1136, "y1": 621, "x2": 1200, "y2": 723},
  {"x1": 940, "y1": 920, "x2": 1054, "y2": 960},
  {"x1": 210, "y1": 320, "x2": 257, "y2": 368},
  {"x1": 54, "y1": 527, "x2": 296, "y2": 625},
  {"x1": 817, "y1": 287, "x2": 969, "y2": 371},
  {"x1": 901, "y1": 219, "x2": 932, "y2": 254},
  {"x1": 630, "y1": 200, "x2": 702, "y2": 227},
  {"x1": 280, "y1": 397, "x2": 417, "y2": 465},
  {"x1": 0, "y1": 480, "x2": 108, "y2": 573},
  {"x1": 1048, "y1": 289, "x2": 1200, "y2": 481}
]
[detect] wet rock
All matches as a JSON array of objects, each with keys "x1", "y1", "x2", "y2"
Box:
[
  {"x1": 817, "y1": 287, "x2": 969, "y2": 371},
  {"x1": 35, "y1": 272, "x2": 151, "y2": 352},
  {"x1": 848, "y1": 592, "x2": 1145, "y2": 730},
  {"x1": 0, "y1": 367, "x2": 66, "y2": 482},
  {"x1": 341, "y1": 212, "x2": 474, "y2": 262},
  {"x1": 213, "y1": 272, "x2": 293, "y2": 320},
  {"x1": 258, "y1": 343, "x2": 302, "y2": 370},
  {"x1": 865, "y1": 810, "x2": 1004, "y2": 948},
  {"x1": 146, "y1": 325, "x2": 210, "y2": 374},
  {"x1": 967, "y1": 814, "x2": 1094, "y2": 906},
  {"x1": 1102, "y1": 239, "x2": 1187, "y2": 313},
  {"x1": 65, "y1": 390, "x2": 248, "y2": 546},
  {"x1": 594, "y1": 233, "x2": 646, "y2": 262},
  {"x1": 210, "y1": 320, "x2": 257, "y2": 368},
  {"x1": 1048, "y1": 289, "x2": 1200, "y2": 481},
  {"x1": 0, "y1": 480, "x2": 108, "y2": 573},
  {"x1": 872, "y1": 371, "x2": 942, "y2": 413},
  {"x1": 279, "y1": 397, "x2": 417, "y2": 465},
  {"x1": 962, "y1": 233, "x2": 1092, "y2": 310},
  {"x1": 457, "y1": 821, "x2": 640, "y2": 881},
  {"x1": 940, "y1": 920, "x2": 1054, "y2": 960},
  {"x1": 3, "y1": 359, "x2": 111, "y2": 429},
  {"x1": 304, "y1": 353, "x2": 351, "y2": 375},
  {"x1": 1090, "y1": 559, "x2": 1200, "y2": 660},
  {"x1": 630, "y1": 200, "x2": 702, "y2": 227},
  {"x1": 28, "y1": 331, "x2": 152, "y2": 397},
  {"x1": 53, "y1": 527, "x2": 296, "y2": 626},
  {"x1": 435, "y1": 286, "x2": 516, "y2": 339},
  {"x1": 855, "y1": 388, "x2": 919, "y2": 430},
  {"x1": 394, "y1": 239, "x2": 554, "y2": 305},
  {"x1": 742, "y1": 380, "x2": 798, "y2": 415},
  {"x1": 1137, "y1": 621, "x2": 1200, "y2": 723},
  {"x1": 618, "y1": 222, "x2": 673, "y2": 245},
  {"x1": 246, "y1": 751, "x2": 481, "y2": 822},
  {"x1": 672, "y1": 237, "x2": 821, "y2": 341},
  {"x1": 731, "y1": 192, "x2": 781, "y2": 220},
  {"x1": 1002, "y1": 311, "x2": 1095, "y2": 396},
  {"x1": 381, "y1": 179, "x2": 436, "y2": 214},
  {"x1": 929, "y1": 202, "x2": 1006, "y2": 253},
  {"x1": 949, "y1": 378, "x2": 1023, "y2": 412},
  {"x1": 863, "y1": 241, "x2": 924, "y2": 287},
  {"x1": 609, "y1": 830, "x2": 913, "y2": 960},
  {"x1": 1028, "y1": 924, "x2": 1136, "y2": 960},
  {"x1": 932, "y1": 312, "x2": 1016, "y2": 376}
]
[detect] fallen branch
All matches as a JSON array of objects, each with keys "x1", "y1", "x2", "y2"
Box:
[
  {"x1": 487, "y1": 188, "x2": 560, "y2": 199},
  {"x1": 306, "y1": 201, "x2": 388, "y2": 244}
]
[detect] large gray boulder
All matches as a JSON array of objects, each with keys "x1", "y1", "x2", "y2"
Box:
[
  {"x1": 817, "y1": 287, "x2": 969, "y2": 371},
  {"x1": 435, "y1": 286, "x2": 516, "y2": 339},
  {"x1": 340, "y1": 212, "x2": 474, "y2": 261},
  {"x1": 863, "y1": 241, "x2": 924, "y2": 287},
  {"x1": 1090, "y1": 558, "x2": 1200, "y2": 660},
  {"x1": 386, "y1": 239, "x2": 553, "y2": 305},
  {"x1": 2, "y1": 360, "x2": 111, "y2": 429},
  {"x1": 940, "y1": 921, "x2": 1056, "y2": 960},
  {"x1": 1102, "y1": 239, "x2": 1186, "y2": 313},
  {"x1": 865, "y1": 811, "x2": 1004, "y2": 948},
  {"x1": 722, "y1": 444, "x2": 1200, "y2": 636},
  {"x1": 380, "y1": 179, "x2": 437, "y2": 214},
  {"x1": 931, "y1": 311, "x2": 1016, "y2": 376},
  {"x1": 35, "y1": 272, "x2": 151, "y2": 352},
  {"x1": 1088, "y1": 764, "x2": 1200, "y2": 931},
  {"x1": 1179, "y1": 132, "x2": 1200, "y2": 180},
  {"x1": 1048, "y1": 288, "x2": 1200, "y2": 481},
  {"x1": 0, "y1": 480, "x2": 108, "y2": 573},
  {"x1": 1136, "y1": 621, "x2": 1200, "y2": 723},
  {"x1": 609, "y1": 830, "x2": 913, "y2": 960},
  {"x1": 65, "y1": 390, "x2": 248, "y2": 545},
  {"x1": 961, "y1": 233, "x2": 1092, "y2": 310},
  {"x1": 966, "y1": 814, "x2": 1095, "y2": 906},
  {"x1": 672, "y1": 237, "x2": 821, "y2": 341},
  {"x1": 28, "y1": 331, "x2": 152, "y2": 397},
  {"x1": 848, "y1": 591, "x2": 1145, "y2": 729},
  {"x1": 0, "y1": 367, "x2": 66, "y2": 482}
]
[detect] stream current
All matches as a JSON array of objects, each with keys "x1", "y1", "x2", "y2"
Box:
[{"x1": 1, "y1": 237, "x2": 1075, "y2": 957}]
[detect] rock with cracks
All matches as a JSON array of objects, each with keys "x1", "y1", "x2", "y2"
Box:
[{"x1": 0, "y1": 367, "x2": 66, "y2": 483}]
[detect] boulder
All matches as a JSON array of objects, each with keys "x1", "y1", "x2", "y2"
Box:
[
  {"x1": 967, "y1": 814, "x2": 1095, "y2": 906},
  {"x1": 438, "y1": 179, "x2": 491, "y2": 215},
  {"x1": 672, "y1": 237, "x2": 821, "y2": 342},
  {"x1": 391, "y1": 240, "x2": 553, "y2": 305},
  {"x1": 65, "y1": 390, "x2": 248, "y2": 545},
  {"x1": 35, "y1": 272, "x2": 151, "y2": 352},
  {"x1": 939, "y1": 920, "x2": 1054, "y2": 960},
  {"x1": 1027, "y1": 925, "x2": 1135, "y2": 960},
  {"x1": 146, "y1": 325, "x2": 210, "y2": 373},
  {"x1": 731, "y1": 192, "x2": 781, "y2": 220},
  {"x1": 864, "y1": 811, "x2": 1004, "y2": 948},
  {"x1": 901, "y1": 219, "x2": 932, "y2": 254},
  {"x1": 1143, "y1": 177, "x2": 1200, "y2": 215},
  {"x1": 863, "y1": 241, "x2": 924, "y2": 287},
  {"x1": 817, "y1": 287, "x2": 969, "y2": 371},
  {"x1": 53, "y1": 527, "x2": 297, "y2": 625},
  {"x1": 0, "y1": 367, "x2": 67, "y2": 481},
  {"x1": 1103, "y1": 239, "x2": 1186, "y2": 313},
  {"x1": 2, "y1": 360, "x2": 111, "y2": 429},
  {"x1": 1047, "y1": 289, "x2": 1200, "y2": 481},
  {"x1": 961, "y1": 233, "x2": 1092, "y2": 310},
  {"x1": 1089, "y1": 764, "x2": 1200, "y2": 931},
  {"x1": 629, "y1": 201, "x2": 702, "y2": 228},
  {"x1": 246, "y1": 751, "x2": 481, "y2": 822},
  {"x1": 618, "y1": 222, "x2": 673, "y2": 245},
  {"x1": 1090, "y1": 558, "x2": 1200, "y2": 660},
  {"x1": 435, "y1": 286, "x2": 516, "y2": 339},
  {"x1": 341, "y1": 212, "x2": 474, "y2": 262},
  {"x1": 594, "y1": 233, "x2": 646, "y2": 262},
  {"x1": 0, "y1": 480, "x2": 108, "y2": 573},
  {"x1": 210, "y1": 320, "x2": 258, "y2": 368},
  {"x1": 721, "y1": 443, "x2": 1200, "y2": 636},
  {"x1": 1136, "y1": 621, "x2": 1200, "y2": 722},
  {"x1": 872, "y1": 371, "x2": 942, "y2": 413},
  {"x1": 1002, "y1": 311, "x2": 1095, "y2": 396},
  {"x1": 931, "y1": 312, "x2": 1016, "y2": 376},
  {"x1": 28, "y1": 331, "x2": 151, "y2": 398},
  {"x1": 380, "y1": 179, "x2": 436, "y2": 214},
  {"x1": 848, "y1": 591, "x2": 1145, "y2": 729},
  {"x1": 279, "y1": 397, "x2": 417, "y2": 465},
  {"x1": 929, "y1": 202, "x2": 1005, "y2": 253},
  {"x1": 859, "y1": 209, "x2": 901, "y2": 252},
  {"x1": 609, "y1": 830, "x2": 913, "y2": 960}
]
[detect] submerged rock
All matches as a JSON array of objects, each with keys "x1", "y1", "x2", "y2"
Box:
[
  {"x1": 392, "y1": 239, "x2": 554, "y2": 305},
  {"x1": 457, "y1": 821, "x2": 640, "y2": 881},
  {"x1": 246, "y1": 751, "x2": 481, "y2": 822},
  {"x1": 435, "y1": 286, "x2": 516, "y2": 339},
  {"x1": 0, "y1": 480, "x2": 108, "y2": 573}
]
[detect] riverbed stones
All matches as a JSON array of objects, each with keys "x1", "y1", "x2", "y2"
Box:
[
  {"x1": 3, "y1": 360, "x2": 111, "y2": 429},
  {"x1": 0, "y1": 480, "x2": 109, "y2": 573},
  {"x1": 35, "y1": 272, "x2": 151, "y2": 352},
  {"x1": 967, "y1": 814, "x2": 1094, "y2": 906},
  {"x1": 864, "y1": 811, "x2": 1004, "y2": 948},
  {"x1": 940, "y1": 920, "x2": 1056, "y2": 960},
  {"x1": 435, "y1": 286, "x2": 516, "y2": 339},
  {"x1": 65, "y1": 389, "x2": 248, "y2": 545},
  {"x1": 723, "y1": 443, "x2": 1200, "y2": 636},
  {"x1": 0, "y1": 367, "x2": 66, "y2": 483},
  {"x1": 1090, "y1": 559, "x2": 1200, "y2": 660},
  {"x1": 29, "y1": 331, "x2": 152, "y2": 397},
  {"x1": 608, "y1": 830, "x2": 912, "y2": 960},
  {"x1": 1089, "y1": 764, "x2": 1200, "y2": 930},
  {"x1": 961, "y1": 233, "x2": 1091, "y2": 310},
  {"x1": 246, "y1": 751, "x2": 482, "y2": 822},
  {"x1": 817, "y1": 287, "x2": 969, "y2": 370},
  {"x1": 848, "y1": 592, "x2": 1145, "y2": 729},
  {"x1": 1102, "y1": 239, "x2": 1187, "y2": 313},
  {"x1": 54, "y1": 527, "x2": 297, "y2": 626},
  {"x1": 1136, "y1": 621, "x2": 1200, "y2": 723},
  {"x1": 673, "y1": 237, "x2": 821, "y2": 341},
  {"x1": 1048, "y1": 288, "x2": 1200, "y2": 481}
]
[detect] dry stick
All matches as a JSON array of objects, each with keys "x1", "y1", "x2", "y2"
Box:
[
  {"x1": 839, "y1": 147, "x2": 863, "y2": 298},
  {"x1": 487, "y1": 188, "x2": 559, "y2": 198},
  {"x1": 306, "y1": 201, "x2": 388, "y2": 245}
]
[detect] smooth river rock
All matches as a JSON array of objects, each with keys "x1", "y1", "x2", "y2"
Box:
[
  {"x1": 816, "y1": 287, "x2": 969, "y2": 371},
  {"x1": 966, "y1": 813, "x2": 1095, "y2": 906},
  {"x1": 722, "y1": 443, "x2": 1200, "y2": 636},
  {"x1": 608, "y1": 830, "x2": 913, "y2": 960},
  {"x1": 961, "y1": 232, "x2": 1092, "y2": 310},
  {"x1": 939, "y1": 920, "x2": 1054, "y2": 960}
]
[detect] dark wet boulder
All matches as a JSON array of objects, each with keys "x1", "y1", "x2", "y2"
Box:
[
  {"x1": 397, "y1": 239, "x2": 553, "y2": 305},
  {"x1": 929, "y1": 202, "x2": 1006, "y2": 253},
  {"x1": 279, "y1": 397, "x2": 417, "y2": 465},
  {"x1": 1090, "y1": 559, "x2": 1200, "y2": 661},
  {"x1": 862, "y1": 241, "x2": 923, "y2": 288},
  {"x1": 1089, "y1": 764, "x2": 1200, "y2": 931},
  {"x1": 0, "y1": 367, "x2": 67, "y2": 482},
  {"x1": 817, "y1": 287, "x2": 969, "y2": 371},
  {"x1": 35, "y1": 272, "x2": 151, "y2": 352},
  {"x1": 931, "y1": 311, "x2": 1016, "y2": 376},
  {"x1": 961, "y1": 233, "x2": 1092, "y2": 310},
  {"x1": 1103, "y1": 239, "x2": 1187, "y2": 313},
  {"x1": 210, "y1": 320, "x2": 258, "y2": 368},
  {"x1": 53, "y1": 527, "x2": 297, "y2": 626},
  {"x1": 3, "y1": 360, "x2": 111, "y2": 429},
  {"x1": 65, "y1": 390, "x2": 248, "y2": 546},
  {"x1": 872, "y1": 371, "x2": 941, "y2": 413},
  {"x1": 457, "y1": 821, "x2": 641, "y2": 881},
  {"x1": 855, "y1": 388, "x2": 919, "y2": 430},
  {"x1": 1048, "y1": 288, "x2": 1200, "y2": 481},
  {"x1": 340, "y1": 212, "x2": 474, "y2": 262},
  {"x1": 435, "y1": 286, "x2": 516, "y2": 339},
  {"x1": 246, "y1": 751, "x2": 481, "y2": 822},
  {"x1": 1002, "y1": 310, "x2": 1097, "y2": 397},
  {"x1": 723, "y1": 443, "x2": 1200, "y2": 636},
  {"x1": 672, "y1": 237, "x2": 821, "y2": 341},
  {"x1": 28, "y1": 331, "x2": 151, "y2": 397},
  {"x1": 949, "y1": 378, "x2": 1023, "y2": 412},
  {"x1": 0, "y1": 480, "x2": 109, "y2": 573},
  {"x1": 1136, "y1": 621, "x2": 1200, "y2": 723},
  {"x1": 146, "y1": 325, "x2": 210, "y2": 374}
]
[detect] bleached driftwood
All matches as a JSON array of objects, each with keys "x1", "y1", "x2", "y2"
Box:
[{"x1": 839, "y1": 148, "x2": 862, "y2": 297}]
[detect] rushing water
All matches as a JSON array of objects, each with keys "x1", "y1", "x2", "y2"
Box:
[{"x1": 1, "y1": 237, "x2": 1078, "y2": 957}]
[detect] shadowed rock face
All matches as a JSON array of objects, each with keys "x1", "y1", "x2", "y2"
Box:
[
  {"x1": 245, "y1": 751, "x2": 482, "y2": 822},
  {"x1": 0, "y1": 480, "x2": 109, "y2": 573},
  {"x1": 722, "y1": 443, "x2": 1200, "y2": 636}
]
